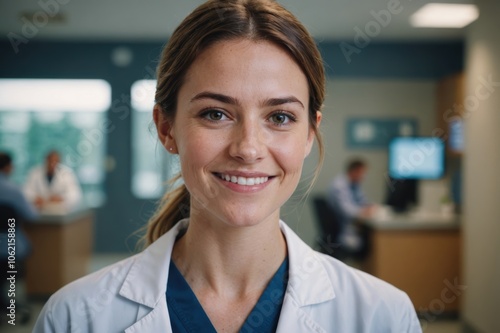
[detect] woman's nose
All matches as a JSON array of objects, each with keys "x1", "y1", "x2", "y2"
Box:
[{"x1": 228, "y1": 120, "x2": 267, "y2": 163}]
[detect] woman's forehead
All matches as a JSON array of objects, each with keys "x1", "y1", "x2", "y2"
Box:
[{"x1": 180, "y1": 39, "x2": 309, "y2": 105}]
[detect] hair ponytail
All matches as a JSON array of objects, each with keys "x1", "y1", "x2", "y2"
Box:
[{"x1": 141, "y1": 175, "x2": 190, "y2": 247}]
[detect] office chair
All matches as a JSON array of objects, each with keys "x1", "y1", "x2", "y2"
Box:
[
  {"x1": 311, "y1": 196, "x2": 344, "y2": 259},
  {"x1": 0, "y1": 203, "x2": 31, "y2": 325},
  {"x1": 311, "y1": 197, "x2": 369, "y2": 261},
  {"x1": 0, "y1": 203, "x2": 18, "y2": 233}
]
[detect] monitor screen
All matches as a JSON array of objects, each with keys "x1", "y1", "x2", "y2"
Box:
[
  {"x1": 449, "y1": 119, "x2": 464, "y2": 153},
  {"x1": 388, "y1": 137, "x2": 445, "y2": 179}
]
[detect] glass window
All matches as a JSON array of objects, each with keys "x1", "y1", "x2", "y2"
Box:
[
  {"x1": 131, "y1": 80, "x2": 180, "y2": 199},
  {"x1": 0, "y1": 79, "x2": 111, "y2": 207}
]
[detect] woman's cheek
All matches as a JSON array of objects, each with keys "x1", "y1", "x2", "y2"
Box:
[{"x1": 273, "y1": 135, "x2": 309, "y2": 166}]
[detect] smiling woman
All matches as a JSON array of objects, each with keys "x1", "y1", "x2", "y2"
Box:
[
  {"x1": 153, "y1": 39, "x2": 316, "y2": 236},
  {"x1": 33, "y1": 1, "x2": 421, "y2": 332}
]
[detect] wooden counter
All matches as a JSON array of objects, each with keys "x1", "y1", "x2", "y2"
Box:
[
  {"x1": 361, "y1": 213, "x2": 461, "y2": 313},
  {"x1": 24, "y1": 208, "x2": 94, "y2": 296}
]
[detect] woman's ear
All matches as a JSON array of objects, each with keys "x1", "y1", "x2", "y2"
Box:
[
  {"x1": 153, "y1": 105, "x2": 178, "y2": 154},
  {"x1": 305, "y1": 111, "x2": 322, "y2": 157}
]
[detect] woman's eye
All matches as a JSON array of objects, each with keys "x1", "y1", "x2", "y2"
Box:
[
  {"x1": 270, "y1": 112, "x2": 294, "y2": 125},
  {"x1": 202, "y1": 110, "x2": 227, "y2": 121}
]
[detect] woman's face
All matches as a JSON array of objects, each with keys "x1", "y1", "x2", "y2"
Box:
[{"x1": 158, "y1": 39, "x2": 320, "y2": 227}]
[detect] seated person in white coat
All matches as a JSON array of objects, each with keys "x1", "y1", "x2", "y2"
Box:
[
  {"x1": 24, "y1": 150, "x2": 82, "y2": 211},
  {"x1": 327, "y1": 159, "x2": 376, "y2": 253},
  {"x1": 33, "y1": 1, "x2": 421, "y2": 332}
]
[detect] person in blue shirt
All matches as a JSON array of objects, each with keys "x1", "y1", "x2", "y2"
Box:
[
  {"x1": 328, "y1": 158, "x2": 376, "y2": 253},
  {"x1": 0, "y1": 152, "x2": 38, "y2": 257},
  {"x1": 0, "y1": 152, "x2": 38, "y2": 221},
  {"x1": 0, "y1": 151, "x2": 38, "y2": 324},
  {"x1": 33, "y1": 1, "x2": 421, "y2": 332}
]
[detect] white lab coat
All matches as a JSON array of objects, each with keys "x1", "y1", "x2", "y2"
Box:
[
  {"x1": 33, "y1": 220, "x2": 422, "y2": 333},
  {"x1": 24, "y1": 165, "x2": 82, "y2": 209}
]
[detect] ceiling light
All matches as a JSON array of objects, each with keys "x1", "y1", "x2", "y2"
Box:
[{"x1": 410, "y1": 3, "x2": 479, "y2": 28}]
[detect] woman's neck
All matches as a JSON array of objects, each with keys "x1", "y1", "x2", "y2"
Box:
[{"x1": 171, "y1": 211, "x2": 287, "y2": 298}]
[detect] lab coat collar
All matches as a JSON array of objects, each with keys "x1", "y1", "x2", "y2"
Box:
[
  {"x1": 279, "y1": 220, "x2": 336, "y2": 307},
  {"x1": 121, "y1": 220, "x2": 189, "y2": 333},
  {"x1": 119, "y1": 219, "x2": 336, "y2": 332},
  {"x1": 277, "y1": 221, "x2": 335, "y2": 333},
  {"x1": 119, "y1": 219, "x2": 188, "y2": 308}
]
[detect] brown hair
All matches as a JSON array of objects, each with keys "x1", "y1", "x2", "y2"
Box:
[{"x1": 144, "y1": 0, "x2": 326, "y2": 246}]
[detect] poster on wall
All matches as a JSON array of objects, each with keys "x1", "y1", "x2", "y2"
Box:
[{"x1": 346, "y1": 118, "x2": 418, "y2": 149}]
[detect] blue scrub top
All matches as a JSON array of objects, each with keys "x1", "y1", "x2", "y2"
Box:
[{"x1": 166, "y1": 257, "x2": 289, "y2": 333}]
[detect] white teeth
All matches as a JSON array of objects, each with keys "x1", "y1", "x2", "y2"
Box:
[{"x1": 218, "y1": 174, "x2": 270, "y2": 186}]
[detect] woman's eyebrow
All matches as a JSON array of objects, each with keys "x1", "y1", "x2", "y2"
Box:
[
  {"x1": 263, "y1": 97, "x2": 304, "y2": 109},
  {"x1": 190, "y1": 91, "x2": 304, "y2": 109},
  {"x1": 190, "y1": 92, "x2": 239, "y2": 105}
]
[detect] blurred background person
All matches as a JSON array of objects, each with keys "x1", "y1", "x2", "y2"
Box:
[
  {"x1": 327, "y1": 158, "x2": 376, "y2": 255},
  {"x1": 0, "y1": 151, "x2": 38, "y2": 325},
  {"x1": 0, "y1": 151, "x2": 39, "y2": 223},
  {"x1": 24, "y1": 150, "x2": 82, "y2": 211}
]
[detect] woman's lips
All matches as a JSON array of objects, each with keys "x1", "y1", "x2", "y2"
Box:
[
  {"x1": 213, "y1": 172, "x2": 275, "y2": 191},
  {"x1": 215, "y1": 173, "x2": 271, "y2": 186}
]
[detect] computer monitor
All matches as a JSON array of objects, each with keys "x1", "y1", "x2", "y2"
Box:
[
  {"x1": 388, "y1": 137, "x2": 445, "y2": 180},
  {"x1": 385, "y1": 178, "x2": 417, "y2": 213},
  {"x1": 386, "y1": 137, "x2": 445, "y2": 212}
]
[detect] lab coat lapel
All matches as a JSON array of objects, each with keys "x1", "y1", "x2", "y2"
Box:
[
  {"x1": 120, "y1": 220, "x2": 189, "y2": 333},
  {"x1": 276, "y1": 293, "x2": 326, "y2": 333},
  {"x1": 124, "y1": 300, "x2": 172, "y2": 333},
  {"x1": 277, "y1": 221, "x2": 335, "y2": 333}
]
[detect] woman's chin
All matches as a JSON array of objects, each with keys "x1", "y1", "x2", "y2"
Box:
[{"x1": 192, "y1": 206, "x2": 279, "y2": 230}]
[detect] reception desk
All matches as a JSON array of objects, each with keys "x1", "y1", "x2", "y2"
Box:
[
  {"x1": 24, "y1": 208, "x2": 94, "y2": 296},
  {"x1": 361, "y1": 212, "x2": 461, "y2": 313}
]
